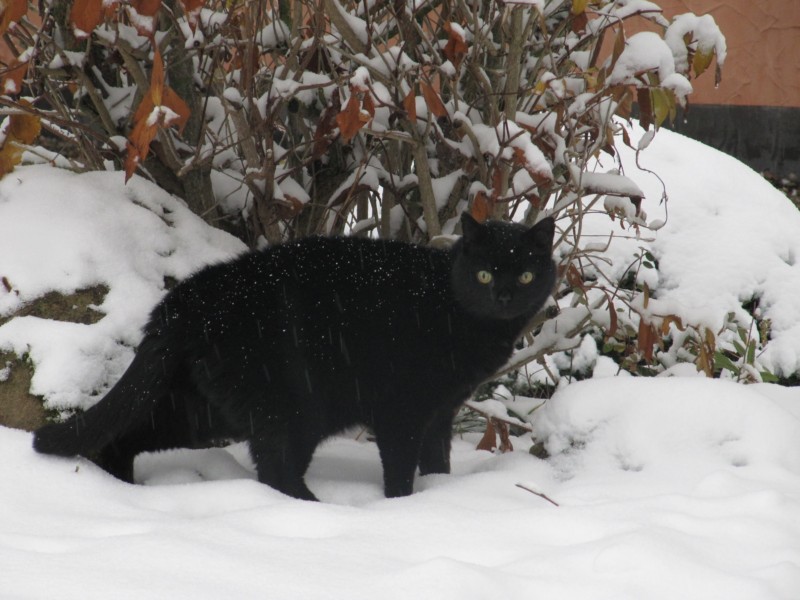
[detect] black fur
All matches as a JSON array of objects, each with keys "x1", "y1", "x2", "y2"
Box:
[{"x1": 33, "y1": 213, "x2": 556, "y2": 500}]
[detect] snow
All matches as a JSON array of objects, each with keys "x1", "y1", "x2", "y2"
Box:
[
  {"x1": 600, "y1": 124, "x2": 800, "y2": 378},
  {"x1": 2, "y1": 377, "x2": 799, "y2": 599},
  {"x1": 608, "y1": 32, "x2": 693, "y2": 100},
  {"x1": 257, "y1": 19, "x2": 290, "y2": 49},
  {"x1": 0, "y1": 166, "x2": 245, "y2": 410},
  {"x1": 665, "y1": 13, "x2": 727, "y2": 72},
  {"x1": 1, "y1": 127, "x2": 800, "y2": 596}
]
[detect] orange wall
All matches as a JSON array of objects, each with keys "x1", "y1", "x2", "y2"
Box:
[{"x1": 656, "y1": 1, "x2": 800, "y2": 107}]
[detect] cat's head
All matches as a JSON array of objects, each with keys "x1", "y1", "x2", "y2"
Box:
[{"x1": 451, "y1": 213, "x2": 556, "y2": 320}]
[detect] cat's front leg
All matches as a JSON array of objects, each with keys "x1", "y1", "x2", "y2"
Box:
[
  {"x1": 373, "y1": 422, "x2": 424, "y2": 498},
  {"x1": 418, "y1": 407, "x2": 455, "y2": 475}
]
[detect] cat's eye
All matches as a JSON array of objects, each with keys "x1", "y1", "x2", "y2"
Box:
[
  {"x1": 518, "y1": 271, "x2": 534, "y2": 285},
  {"x1": 476, "y1": 270, "x2": 493, "y2": 284}
]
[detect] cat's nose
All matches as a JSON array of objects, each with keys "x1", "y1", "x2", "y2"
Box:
[{"x1": 496, "y1": 290, "x2": 512, "y2": 305}]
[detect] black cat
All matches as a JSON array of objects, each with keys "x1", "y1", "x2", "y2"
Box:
[{"x1": 33, "y1": 213, "x2": 556, "y2": 500}]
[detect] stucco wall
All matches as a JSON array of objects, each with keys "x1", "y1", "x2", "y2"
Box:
[{"x1": 657, "y1": 1, "x2": 800, "y2": 108}]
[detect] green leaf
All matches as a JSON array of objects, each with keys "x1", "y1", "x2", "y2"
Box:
[
  {"x1": 714, "y1": 352, "x2": 738, "y2": 374},
  {"x1": 746, "y1": 340, "x2": 756, "y2": 365},
  {"x1": 692, "y1": 48, "x2": 715, "y2": 78},
  {"x1": 652, "y1": 88, "x2": 676, "y2": 128},
  {"x1": 760, "y1": 370, "x2": 779, "y2": 384}
]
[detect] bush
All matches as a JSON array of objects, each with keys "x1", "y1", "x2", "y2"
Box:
[{"x1": 0, "y1": 0, "x2": 728, "y2": 387}]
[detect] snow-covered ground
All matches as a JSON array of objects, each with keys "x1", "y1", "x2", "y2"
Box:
[{"x1": 1, "y1": 125, "x2": 800, "y2": 598}]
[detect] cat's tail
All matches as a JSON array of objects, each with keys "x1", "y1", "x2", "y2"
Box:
[{"x1": 32, "y1": 335, "x2": 179, "y2": 458}]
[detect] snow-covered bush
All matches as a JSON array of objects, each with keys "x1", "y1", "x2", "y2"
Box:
[{"x1": 0, "y1": 1, "x2": 731, "y2": 396}]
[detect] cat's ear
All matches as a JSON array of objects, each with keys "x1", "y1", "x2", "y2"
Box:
[
  {"x1": 524, "y1": 217, "x2": 556, "y2": 254},
  {"x1": 460, "y1": 212, "x2": 486, "y2": 244}
]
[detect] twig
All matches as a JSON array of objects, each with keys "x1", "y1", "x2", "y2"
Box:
[{"x1": 515, "y1": 483, "x2": 560, "y2": 507}]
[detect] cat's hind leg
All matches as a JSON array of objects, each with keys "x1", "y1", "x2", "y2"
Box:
[
  {"x1": 95, "y1": 381, "x2": 221, "y2": 482},
  {"x1": 248, "y1": 422, "x2": 320, "y2": 501}
]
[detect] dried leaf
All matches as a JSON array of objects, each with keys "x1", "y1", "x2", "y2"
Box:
[
  {"x1": 637, "y1": 318, "x2": 657, "y2": 362},
  {"x1": 607, "y1": 296, "x2": 619, "y2": 340},
  {"x1": 7, "y1": 108, "x2": 41, "y2": 145},
  {"x1": 0, "y1": 0, "x2": 26, "y2": 36},
  {"x1": 402, "y1": 88, "x2": 417, "y2": 123},
  {"x1": 660, "y1": 314, "x2": 685, "y2": 336},
  {"x1": 124, "y1": 50, "x2": 190, "y2": 181},
  {"x1": 637, "y1": 88, "x2": 652, "y2": 131},
  {"x1": 362, "y1": 92, "x2": 376, "y2": 119},
  {"x1": 571, "y1": 10, "x2": 588, "y2": 33},
  {"x1": 565, "y1": 263, "x2": 587, "y2": 294},
  {"x1": 150, "y1": 48, "x2": 166, "y2": 106},
  {"x1": 161, "y1": 88, "x2": 190, "y2": 132},
  {"x1": 0, "y1": 105, "x2": 41, "y2": 179},
  {"x1": 442, "y1": 22, "x2": 468, "y2": 69},
  {"x1": 476, "y1": 419, "x2": 497, "y2": 451},
  {"x1": 131, "y1": 0, "x2": 161, "y2": 17},
  {"x1": 1, "y1": 59, "x2": 28, "y2": 96},
  {"x1": 420, "y1": 81, "x2": 447, "y2": 118},
  {"x1": 179, "y1": 0, "x2": 204, "y2": 26},
  {"x1": 571, "y1": 0, "x2": 590, "y2": 15},
  {"x1": 70, "y1": 0, "x2": 106, "y2": 38},
  {"x1": 179, "y1": 0, "x2": 204, "y2": 11},
  {"x1": 470, "y1": 190, "x2": 491, "y2": 223},
  {"x1": 336, "y1": 94, "x2": 364, "y2": 142},
  {"x1": 496, "y1": 420, "x2": 514, "y2": 453},
  {"x1": 275, "y1": 195, "x2": 305, "y2": 219}
]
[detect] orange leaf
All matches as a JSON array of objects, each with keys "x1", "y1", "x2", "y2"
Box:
[
  {"x1": 476, "y1": 419, "x2": 496, "y2": 451},
  {"x1": 149, "y1": 49, "x2": 166, "y2": 107},
  {"x1": 125, "y1": 50, "x2": 190, "y2": 181},
  {"x1": 180, "y1": 0, "x2": 205, "y2": 12},
  {"x1": 124, "y1": 118, "x2": 158, "y2": 182},
  {"x1": 637, "y1": 319, "x2": 657, "y2": 362},
  {"x1": 0, "y1": 0, "x2": 26, "y2": 36},
  {"x1": 442, "y1": 22, "x2": 468, "y2": 69},
  {"x1": 362, "y1": 92, "x2": 376, "y2": 119},
  {"x1": 7, "y1": 105, "x2": 41, "y2": 145},
  {"x1": 470, "y1": 190, "x2": 491, "y2": 223},
  {"x1": 0, "y1": 105, "x2": 41, "y2": 179},
  {"x1": 402, "y1": 88, "x2": 417, "y2": 123},
  {"x1": 131, "y1": 0, "x2": 161, "y2": 17},
  {"x1": 161, "y1": 88, "x2": 190, "y2": 132},
  {"x1": 420, "y1": 81, "x2": 447, "y2": 118},
  {"x1": 179, "y1": 0, "x2": 204, "y2": 27},
  {"x1": 491, "y1": 165, "x2": 503, "y2": 197},
  {"x1": 1, "y1": 59, "x2": 28, "y2": 96},
  {"x1": 497, "y1": 420, "x2": 514, "y2": 453},
  {"x1": 70, "y1": 0, "x2": 106, "y2": 38},
  {"x1": 511, "y1": 147, "x2": 527, "y2": 168},
  {"x1": 336, "y1": 94, "x2": 369, "y2": 142}
]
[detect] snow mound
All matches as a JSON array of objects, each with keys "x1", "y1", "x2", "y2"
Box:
[
  {"x1": 584, "y1": 124, "x2": 800, "y2": 379},
  {"x1": 0, "y1": 165, "x2": 246, "y2": 410},
  {"x1": 534, "y1": 377, "x2": 800, "y2": 483}
]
